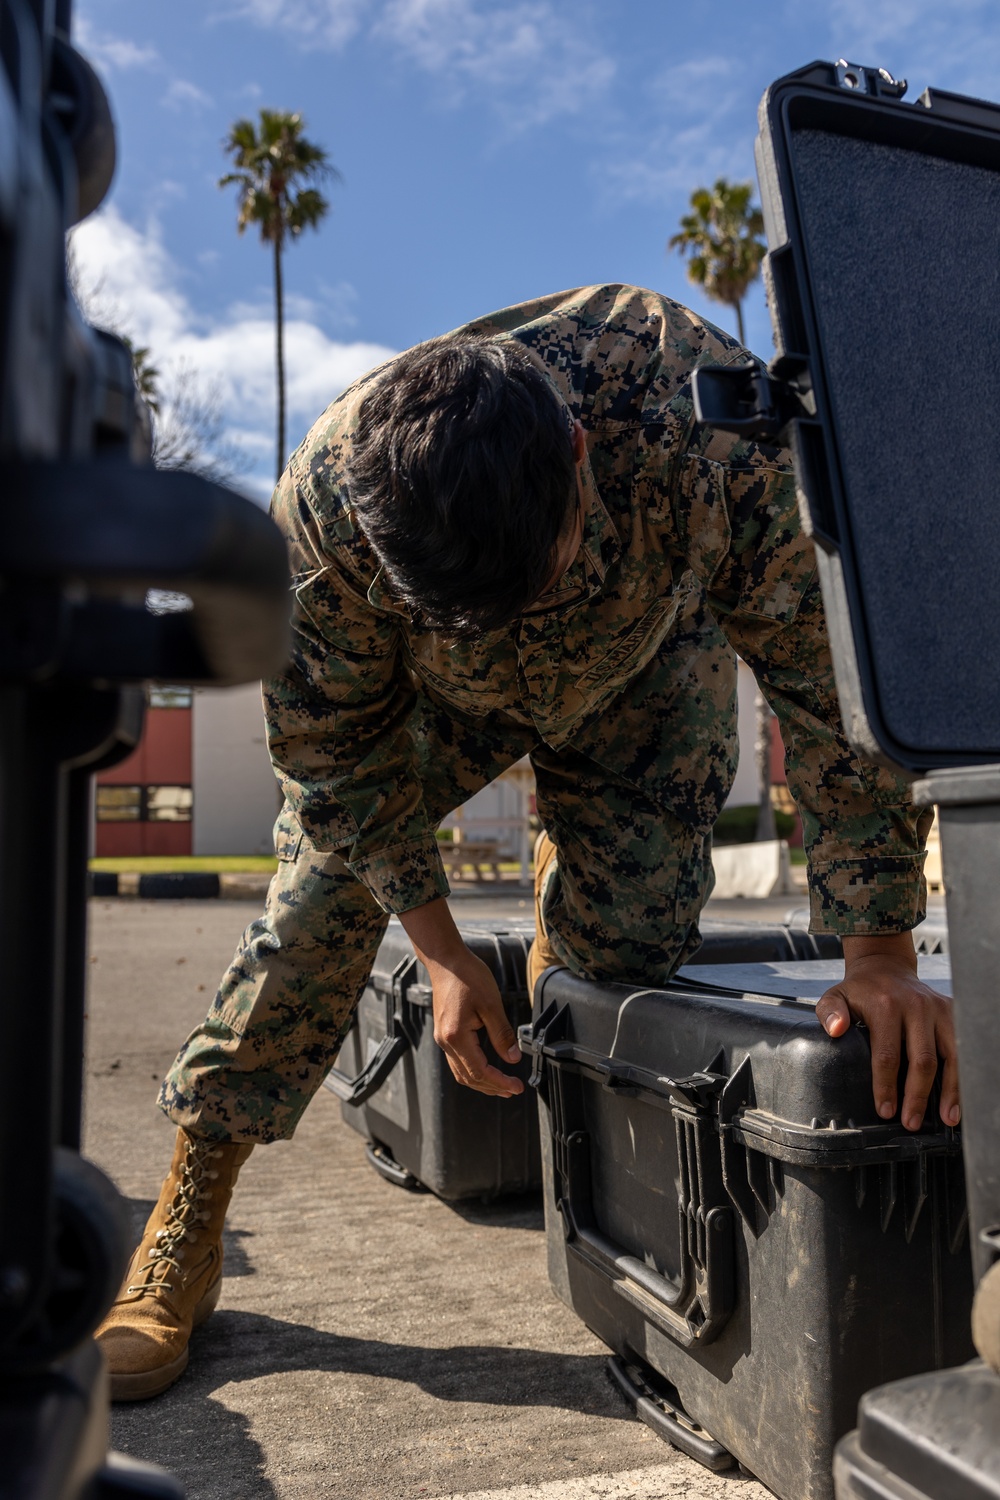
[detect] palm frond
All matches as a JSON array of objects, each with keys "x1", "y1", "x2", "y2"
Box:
[
  {"x1": 667, "y1": 177, "x2": 766, "y2": 330},
  {"x1": 219, "y1": 108, "x2": 336, "y2": 245}
]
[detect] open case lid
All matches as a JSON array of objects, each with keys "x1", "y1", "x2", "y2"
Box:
[{"x1": 694, "y1": 59, "x2": 1000, "y2": 774}]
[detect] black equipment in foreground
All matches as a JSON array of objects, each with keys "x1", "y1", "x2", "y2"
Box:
[
  {"x1": 692, "y1": 56, "x2": 1000, "y2": 1500},
  {"x1": 325, "y1": 916, "x2": 841, "y2": 1202},
  {"x1": 522, "y1": 957, "x2": 972, "y2": 1500},
  {"x1": 0, "y1": 3, "x2": 290, "y2": 1496}
]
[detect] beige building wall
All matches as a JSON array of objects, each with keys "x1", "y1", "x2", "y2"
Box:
[
  {"x1": 192, "y1": 683, "x2": 278, "y2": 855},
  {"x1": 725, "y1": 658, "x2": 762, "y2": 809},
  {"x1": 189, "y1": 659, "x2": 762, "y2": 856}
]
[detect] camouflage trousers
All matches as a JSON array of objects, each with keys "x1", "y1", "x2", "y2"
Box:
[{"x1": 160, "y1": 687, "x2": 721, "y2": 1145}]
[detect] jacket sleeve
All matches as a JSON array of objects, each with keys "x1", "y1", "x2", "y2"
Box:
[
  {"x1": 670, "y1": 420, "x2": 931, "y2": 936},
  {"x1": 263, "y1": 468, "x2": 450, "y2": 915}
]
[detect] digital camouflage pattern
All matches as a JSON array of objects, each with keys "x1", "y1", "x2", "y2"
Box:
[
  {"x1": 161, "y1": 283, "x2": 931, "y2": 1143},
  {"x1": 161, "y1": 675, "x2": 715, "y2": 1142}
]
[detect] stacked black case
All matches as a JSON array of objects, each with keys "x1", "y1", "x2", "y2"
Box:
[
  {"x1": 522, "y1": 957, "x2": 972, "y2": 1500},
  {"x1": 326, "y1": 916, "x2": 842, "y2": 1202},
  {"x1": 326, "y1": 920, "x2": 537, "y2": 1202},
  {"x1": 693, "y1": 56, "x2": 1000, "y2": 1500}
]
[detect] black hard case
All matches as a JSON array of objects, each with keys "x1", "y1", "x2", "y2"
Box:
[
  {"x1": 833, "y1": 1363, "x2": 1000, "y2": 1499},
  {"x1": 746, "y1": 61, "x2": 1000, "y2": 771},
  {"x1": 325, "y1": 917, "x2": 841, "y2": 1201},
  {"x1": 523, "y1": 958, "x2": 973, "y2": 1500},
  {"x1": 326, "y1": 919, "x2": 537, "y2": 1202}
]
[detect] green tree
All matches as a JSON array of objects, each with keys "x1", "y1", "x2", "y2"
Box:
[
  {"x1": 123, "y1": 339, "x2": 160, "y2": 415},
  {"x1": 220, "y1": 110, "x2": 336, "y2": 482},
  {"x1": 668, "y1": 179, "x2": 765, "y2": 346},
  {"x1": 670, "y1": 180, "x2": 774, "y2": 839},
  {"x1": 67, "y1": 243, "x2": 249, "y2": 487}
]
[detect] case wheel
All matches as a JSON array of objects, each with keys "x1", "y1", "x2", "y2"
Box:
[
  {"x1": 364, "y1": 1141, "x2": 428, "y2": 1193},
  {"x1": 606, "y1": 1355, "x2": 736, "y2": 1472}
]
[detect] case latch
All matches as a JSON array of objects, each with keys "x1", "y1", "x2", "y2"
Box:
[
  {"x1": 834, "y1": 60, "x2": 907, "y2": 99},
  {"x1": 656, "y1": 1068, "x2": 727, "y2": 1111}
]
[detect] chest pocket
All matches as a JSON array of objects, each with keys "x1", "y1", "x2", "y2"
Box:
[{"x1": 401, "y1": 629, "x2": 516, "y2": 714}]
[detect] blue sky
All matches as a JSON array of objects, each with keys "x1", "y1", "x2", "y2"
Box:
[{"x1": 72, "y1": 0, "x2": 1000, "y2": 495}]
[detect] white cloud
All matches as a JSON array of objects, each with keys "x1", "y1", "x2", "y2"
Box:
[
  {"x1": 75, "y1": 18, "x2": 215, "y2": 121},
  {"x1": 162, "y1": 78, "x2": 215, "y2": 111},
  {"x1": 602, "y1": 124, "x2": 753, "y2": 207},
  {"x1": 221, "y1": 0, "x2": 366, "y2": 50},
  {"x1": 217, "y1": 0, "x2": 615, "y2": 129},
  {"x1": 594, "y1": 53, "x2": 754, "y2": 210},
  {"x1": 376, "y1": 0, "x2": 615, "y2": 125},
  {"x1": 70, "y1": 206, "x2": 396, "y2": 493},
  {"x1": 590, "y1": 108, "x2": 755, "y2": 213},
  {"x1": 74, "y1": 16, "x2": 160, "y2": 72},
  {"x1": 649, "y1": 55, "x2": 738, "y2": 109}
]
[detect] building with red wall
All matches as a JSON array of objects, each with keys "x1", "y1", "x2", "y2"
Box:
[
  {"x1": 92, "y1": 672, "x2": 801, "y2": 860},
  {"x1": 94, "y1": 688, "x2": 193, "y2": 855}
]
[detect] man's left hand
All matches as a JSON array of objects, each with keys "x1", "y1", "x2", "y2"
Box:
[{"x1": 815, "y1": 931, "x2": 959, "y2": 1133}]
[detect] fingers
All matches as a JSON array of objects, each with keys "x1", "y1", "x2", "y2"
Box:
[
  {"x1": 864, "y1": 1000, "x2": 902, "y2": 1123},
  {"x1": 941, "y1": 1038, "x2": 959, "y2": 1128},
  {"x1": 818, "y1": 973, "x2": 959, "y2": 1132},
  {"x1": 897, "y1": 1017, "x2": 936, "y2": 1133},
  {"x1": 434, "y1": 991, "x2": 524, "y2": 1098},
  {"x1": 936, "y1": 1009, "x2": 961, "y2": 1128},
  {"x1": 874, "y1": 985, "x2": 957, "y2": 1131},
  {"x1": 440, "y1": 1030, "x2": 524, "y2": 1097},
  {"x1": 483, "y1": 1007, "x2": 523, "y2": 1069},
  {"x1": 815, "y1": 989, "x2": 852, "y2": 1039},
  {"x1": 428, "y1": 948, "x2": 524, "y2": 1098}
]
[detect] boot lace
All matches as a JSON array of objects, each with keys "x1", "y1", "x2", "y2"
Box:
[{"x1": 127, "y1": 1139, "x2": 224, "y2": 1298}]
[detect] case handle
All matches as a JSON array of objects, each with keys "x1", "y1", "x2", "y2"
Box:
[
  {"x1": 558, "y1": 1128, "x2": 734, "y2": 1349},
  {"x1": 324, "y1": 1031, "x2": 410, "y2": 1106},
  {"x1": 524, "y1": 997, "x2": 735, "y2": 1347},
  {"x1": 324, "y1": 956, "x2": 417, "y2": 1105}
]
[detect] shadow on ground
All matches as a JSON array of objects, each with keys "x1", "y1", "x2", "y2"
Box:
[
  {"x1": 445, "y1": 1191, "x2": 544, "y2": 1231},
  {"x1": 204, "y1": 1309, "x2": 631, "y2": 1414},
  {"x1": 111, "y1": 1310, "x2": 634, "y2": 1499}
]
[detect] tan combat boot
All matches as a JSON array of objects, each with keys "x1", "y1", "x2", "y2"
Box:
[
  {"x1": 527, "y1": 830, "x2": 561, "y2": 997},
  {"x1": 96, "y1": 1127, "x2": 253, "y2": 1400}
]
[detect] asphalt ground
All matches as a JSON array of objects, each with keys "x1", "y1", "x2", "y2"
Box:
[{"x1": 81, "y1": 887, "x2": 943, "y2": 1499}]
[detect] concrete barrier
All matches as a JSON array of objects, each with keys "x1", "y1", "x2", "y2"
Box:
[
  {"x1": 219, "y1": 872, "x2": 272, "y2": 900},
  {"x1": 711, "y1": 839, "x2": 795, "y2": 899},
  {"x1": 139, "y1": 872, "x2": 220, "y2": 900}
]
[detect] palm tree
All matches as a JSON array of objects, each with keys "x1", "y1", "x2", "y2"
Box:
[
  {"x1": 220, "y1": 110, "x2": 337, "y2": 482},
  {"x1": 671, "y1": 180, "x2": 775, "y2": 840},
  {"x1": 668, "y1": 179, "x2": 765, "y2": 346}
]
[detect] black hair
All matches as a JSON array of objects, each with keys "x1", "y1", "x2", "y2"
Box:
[{"x1": 346, "y1": 335, "x2": 577, "y2": 635}]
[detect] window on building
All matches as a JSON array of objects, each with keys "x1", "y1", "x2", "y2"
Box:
[
  {"x1": 96, "y1": 786, "x2": 143, "y2": 822},
  {"x1": 148, "y1": 685, "x2": 193, "y2": 709},
  {"x1": 146, "y1": 786, "x2": 193, "y2": 822}
]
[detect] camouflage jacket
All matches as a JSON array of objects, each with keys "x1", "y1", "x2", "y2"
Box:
[{"x1": 267, "y1": 284, "x2": 929, "y2": 933}]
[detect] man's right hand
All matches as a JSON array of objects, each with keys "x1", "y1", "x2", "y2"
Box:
[{"x1": 400, "y1": 897, "x2": 524, "y2": 1097}]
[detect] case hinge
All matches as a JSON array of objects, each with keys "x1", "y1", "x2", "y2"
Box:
[
  {"x1": 692, "y1": 355, "x2": 815, "y2": 442},
  {"x1": 834, "y1": 60, "x2": 907, "y2": 99}
]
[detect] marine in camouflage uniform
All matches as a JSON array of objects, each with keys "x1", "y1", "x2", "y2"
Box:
[{"x1": 159, "y1": 283, "x2": 932, "y2": 1146}]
